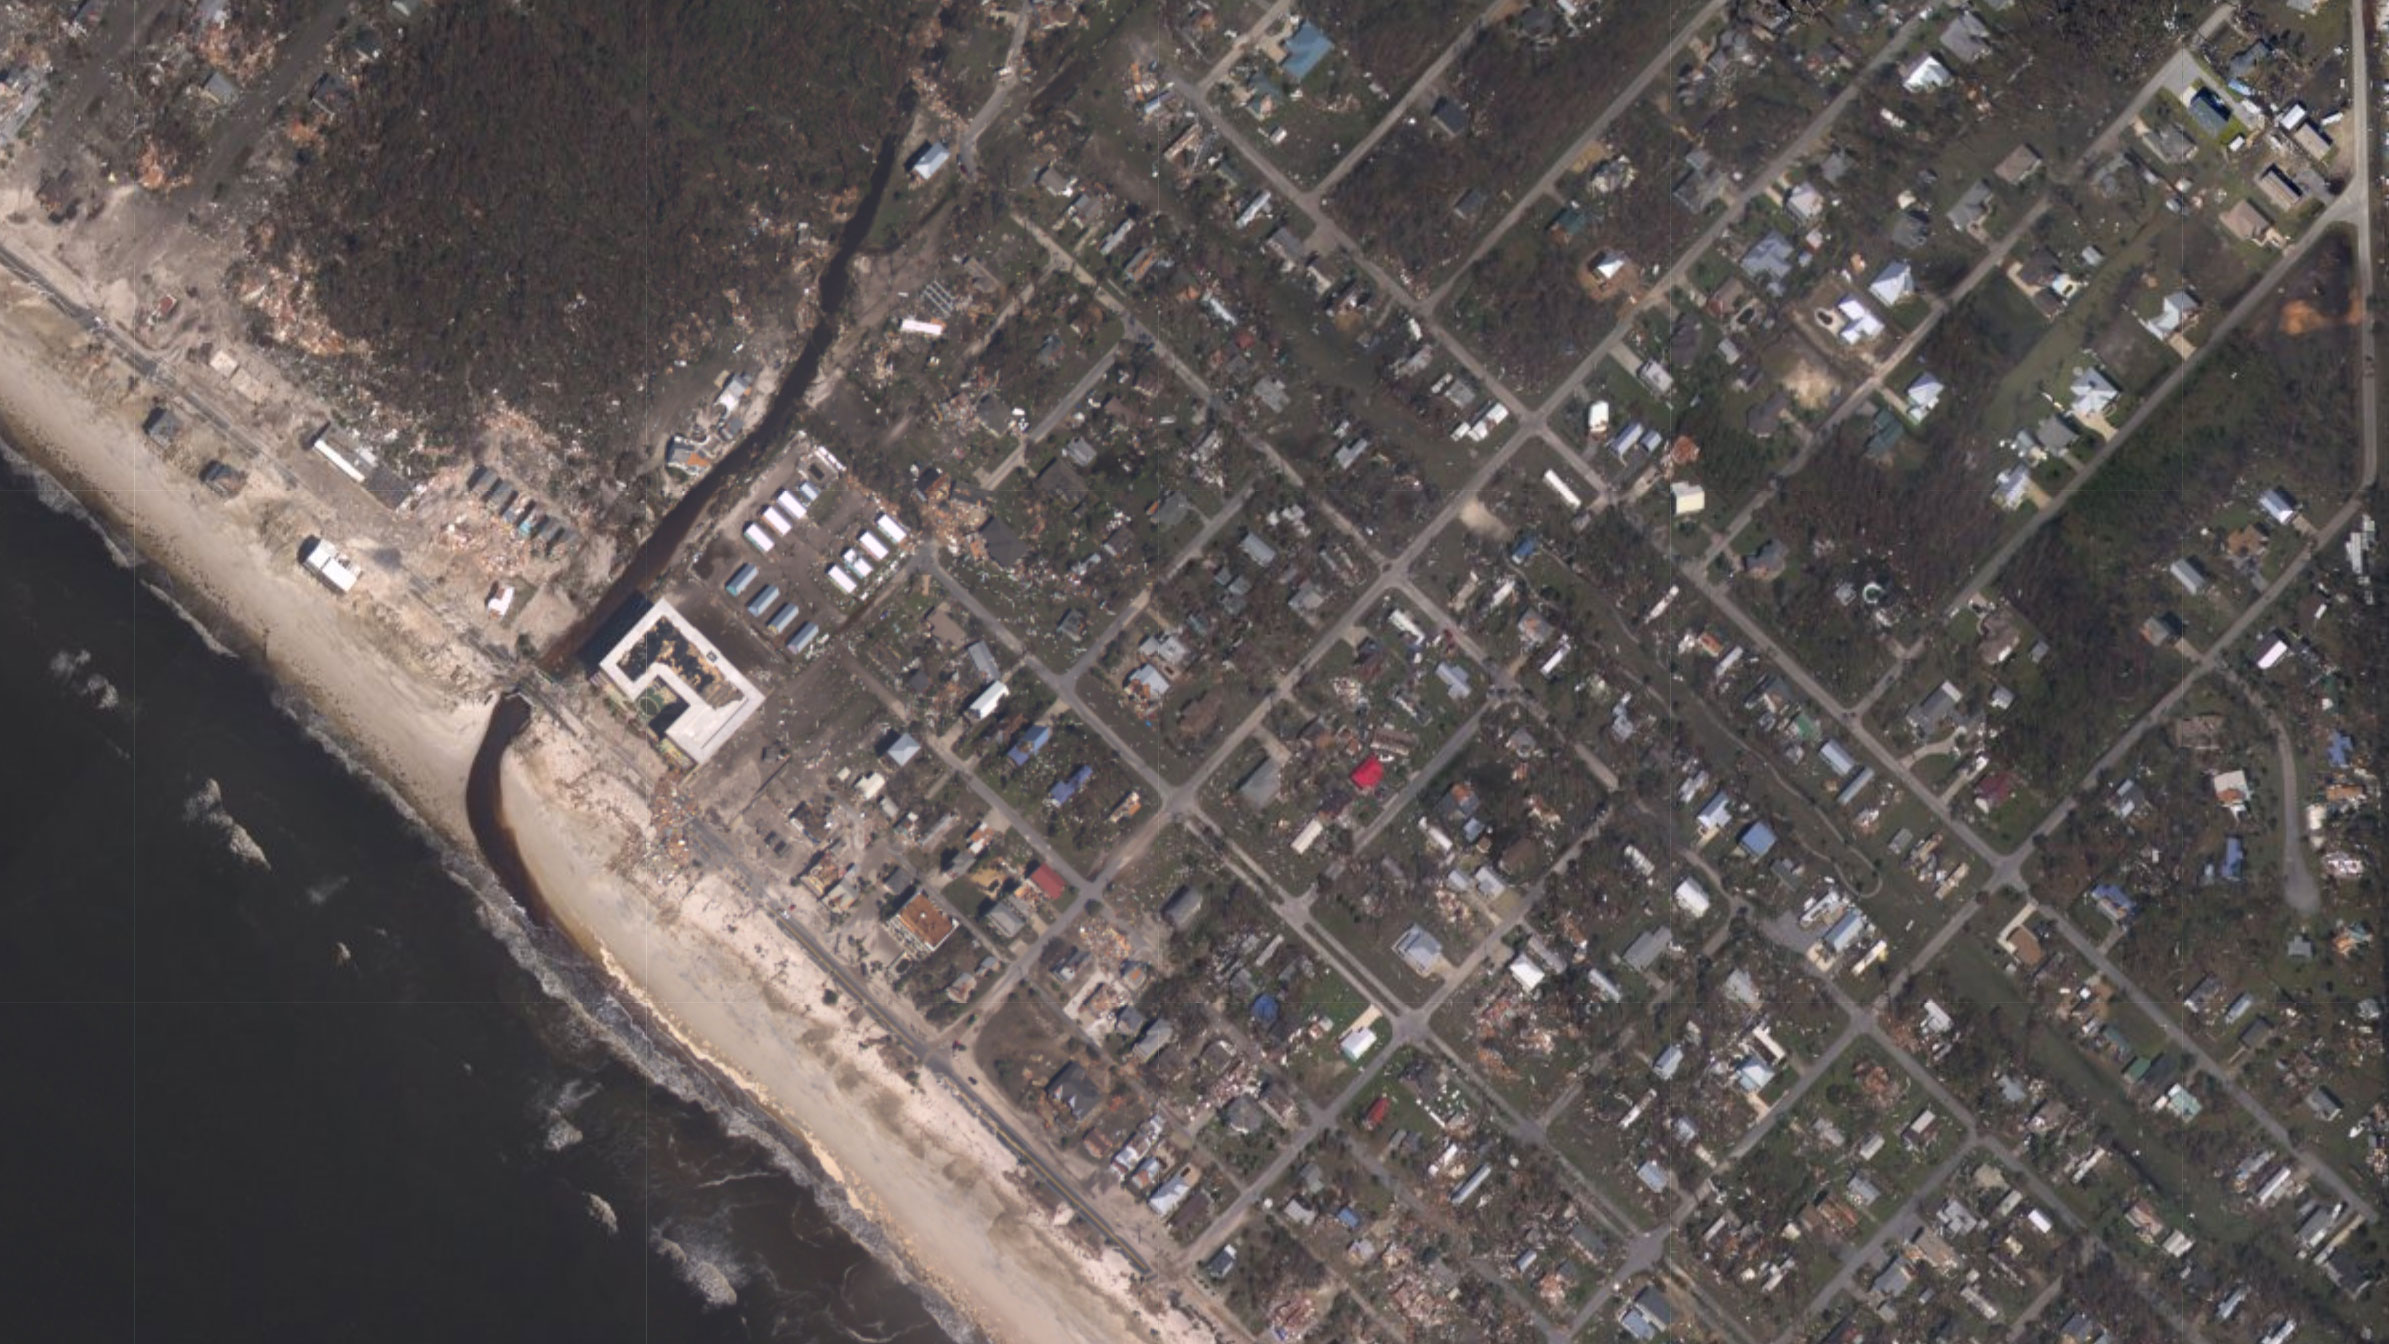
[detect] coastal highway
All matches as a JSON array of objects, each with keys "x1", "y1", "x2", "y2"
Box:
[
  {"x1": 506, "y1": 680, "x2": 1166, "y2": 1286},
  {"x1": 0, "y1": 213, "x2": 1182, "y2": 1313},
  {"x1": 0, "y1": 240, "x2": 289, "y2": 489}
]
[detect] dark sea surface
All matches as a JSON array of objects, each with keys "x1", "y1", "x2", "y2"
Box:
[{"x1": 0, "y1": 457, "x2": 958, "y2": 1344}]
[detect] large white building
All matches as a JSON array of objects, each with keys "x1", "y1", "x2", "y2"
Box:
[{"x1": 595, "y1": 599, "x2": 762, "y2": 765}]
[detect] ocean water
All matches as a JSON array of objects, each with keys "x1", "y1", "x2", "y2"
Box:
[{"x1": 0, "y1": 458, "x2": 958, "y2": 1344}]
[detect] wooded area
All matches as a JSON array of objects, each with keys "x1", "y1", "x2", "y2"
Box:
[
  {"x1": 2000, "y1": 232, "x2": 2359, "y2": 791},
  {"x1": 263, "y1": 0, "x2": 924, "y2": 457}
]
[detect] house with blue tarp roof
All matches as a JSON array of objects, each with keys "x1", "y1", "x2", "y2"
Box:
[
  {"x1": 1007, "y1": 723, "x2": 1052, "y2": 766},
  {"x1": 1280, "y1": 21, "x2": 1333, "y2": 82},
  {"x1": 1048, "y1": 764, "x2": 1093, "y2": 806},
  {"x1": 1738, "y1": 820, "x2": 1778, "y2": 858}
]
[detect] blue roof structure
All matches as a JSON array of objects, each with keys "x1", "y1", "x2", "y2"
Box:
[
  {"x1": 1007, "y1": 723, "x2": 1052, "y2": 766},
  {"x1": 1279, "y1": 21, "x2": 1333, "y2": 82},
  {"x1": 1048, "y1": 764, "x2": 1094, "y2": 806},
  {"x1": 1738, "y1": 820, "x2": 1779, "y2": 858}
]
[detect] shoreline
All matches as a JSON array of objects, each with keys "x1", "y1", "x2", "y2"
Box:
[{"x1": 0, "y1": 268, "x2": 1204, "y2": 1344}]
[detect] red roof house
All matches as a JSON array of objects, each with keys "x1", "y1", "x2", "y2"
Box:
[
  {"x1": 1026, "y1": 863, "x2": 1069, "y2": 902},
  {"x1": 1350, "y1": 755, "x2": 1385, "y2": 791}
]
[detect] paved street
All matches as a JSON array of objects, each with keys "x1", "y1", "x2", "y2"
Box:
[{"x1": 30, "y1": 0, "x2": 2365, "y2": 1338}]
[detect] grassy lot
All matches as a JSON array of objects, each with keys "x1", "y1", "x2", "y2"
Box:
[
  {"x1": 1996, "y1": 230, "x2": 2361, "y2": 806},
  {"x1": 1443, "y1": 217, "x2": 1625, "y2": 402},
  {"x1": 972, "y1": 281, "x2": 1123, "y2": 425},
  {"x1": 1749, "y1": 416, "x2": 1996, "y2": 698},
  {"x1": 1205, "y1": 623, "x2": 1486, "y2": 897},
  {"x1": 1972, "y1": 0, "x2": 2210, "y2": 160},
  {"x1": 1215, "y1": 44, "x2": 1390, "y2": 185},
  {"x1": 1211, "y1": 1217, "x2": 1336, "y2": 1338},
  {"x1": 1428, "y1": 938, "x2": 1593, "y2": 1117},
  {"x1": 949, "y1": 469, "x2": 1169, "y2": 661},
  {"x1": 1218, "y1": 0, "x2": 1482, "y2": 187},
  {"x1": 1081, "y1": 608, "x2": 1271, "y2": 785},
  {"x1": 1270, "y1": 369, "x2": 1486, "y2": 547},
  {"x1": 1327, "y1": 0, "x2": 1695, "y2": 287},
  {"x1": 1109, "y1": 822, "x2": 1385, "y2": 1102},
  {"x1": 1310, "y1": 885, "x2": 1472, "y2": 1010},
  {"x1": 1308, "y1": 0, "x2": 1476, "y2": 101},
  {"x1": 971, "y1": 699, "x2": 1146, "y2": 874}
]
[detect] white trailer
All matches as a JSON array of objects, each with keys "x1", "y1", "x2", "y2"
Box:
[{"x1": 298, "y1": 537, "x2": 361, "y2": 594}]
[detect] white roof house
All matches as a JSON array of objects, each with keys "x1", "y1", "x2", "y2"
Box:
[
  {"x1": 1991, "y1": 463, "x2": 2033, "y2": 510},
  {"x1": 1867, "y1": 261, "x2": 1914, "y2": 307},
  {"x1": 1671, "y1": 481, "x2": 1707, "y2": 516},
  {"x1": 2141, "y1": 289, "x2": 2201, "y2": 341},
  {"x1": 1673, "y1": 877, "x2": 1712, "y2": 918},
  {"x1": 1905, "y1": 371, "x2": 1946, "y2": 420},
  {"x1": 1833, "y1": 294, "x2": 1885, "y2": 344},
  {"x1": 1694, "y1": 791, "x2": 1734, "y2": 836},
  {"x1": 2068, "y1": 367, "x2": 2119, "y2": 420},
  {"x1": 1394, "y1": 925, "x2": 1445, "y2": 976},
  {"x1": 1507, "y1": 953, "x2": 1548, "y2": 992},
  {"x1": 2258, "y1": 487, "x2": 2300, "y2": 526},
  {"x1": 966, "y1": 680, "x2": 1009, "y2": 721},
  {"x1": 908, "y1": 141, "x2": 951, "y2": 180},
  {"x1": 1900, "y1": 52, "x2": 1953, "y2": 92},
  {"x1": 1820, "y1": 740, "x2": 1860, "y2": 778}
]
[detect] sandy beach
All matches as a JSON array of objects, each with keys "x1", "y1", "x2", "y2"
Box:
[{"x1": 0, "y1": 264, "x2": 1211, "y2": 1344}]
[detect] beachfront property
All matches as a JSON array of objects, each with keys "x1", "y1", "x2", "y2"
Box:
[
  {"x1": 297, "y1": 536, "x2": 362, "y2": 594},
  {"x1": 593, "y1": 598, "x2": 762, "y2": 766}
]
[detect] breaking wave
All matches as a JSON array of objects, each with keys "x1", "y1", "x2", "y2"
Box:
[
  {"x1": 4, "y1": 434, "x2": 988, "y2": 1344},
  {"x1": 653, "y1": 1231, "x2": 741, "y2": 1311},
  {"x1": 47, "y1": 646, "x2": 125, "y2": 713},
  {"x1": 183, "y1": 777, "x2": 271, "y2": 870}
]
